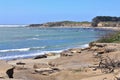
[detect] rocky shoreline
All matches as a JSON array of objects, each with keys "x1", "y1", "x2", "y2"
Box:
[{"x1": 1, "y1": 42, "x2": 120, "y2": 80}]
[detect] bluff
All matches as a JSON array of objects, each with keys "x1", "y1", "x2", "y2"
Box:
[
  {"x1": 92, "y1": 16, "x2": 120, "y2": 27},
  {"x1": 28, "y1": 21, "x2": 91, "y2": 27}
]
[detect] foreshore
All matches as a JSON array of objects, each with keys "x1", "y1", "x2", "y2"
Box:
[
  {"x1": 0, "y1": 42, "x2": 120, "y2": 80},
  {"x1": 0, "y1": 27, "x2": 120, "y2": 80}
]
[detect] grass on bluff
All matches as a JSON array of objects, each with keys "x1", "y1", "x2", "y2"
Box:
[{"x1": 97, "y1": 31, "x2": 120, "y2": 43}]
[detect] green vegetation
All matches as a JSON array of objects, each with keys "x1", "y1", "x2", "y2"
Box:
[
  {"x1": 97, "y1": 31, "x2": 120, "y2": 43},
  {"x1": 29, "y1": 21, "x2": 91, "y2": 27},
  {"x1": 92, "y1": 16, "x2": 120, "y2": 27},
  {"x1": 28, "y1": 16, "x2": 120, "y2": 27}
]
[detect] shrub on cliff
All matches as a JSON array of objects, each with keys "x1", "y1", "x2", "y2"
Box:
[{"x1": 97, "y1": 31, "x2": 120, "y2": 43}]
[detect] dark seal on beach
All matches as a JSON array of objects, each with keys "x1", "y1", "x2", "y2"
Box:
[{"x1": 34, "y1": 55, "x2": 47, "y2": 59}]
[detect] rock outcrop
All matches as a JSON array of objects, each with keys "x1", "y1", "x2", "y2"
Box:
[
  {"x1": 34, "y1": 55, "x2": 47, "y2": 59},
  {"x1": 0, "y1": 60, "x2": 14, "y2": 79}
]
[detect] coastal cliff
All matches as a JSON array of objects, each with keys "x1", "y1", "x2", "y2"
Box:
[
  {"x1": 28, "y1": 16, "x2": 120, "y2": 27},
  {"x1": 92, "y1": 16, "x2": 120, "y2": 27},
  {"x1": 28, "y1": 21, "x2": 91, "y2": 27},
  {"x1": 97, "y1": 21, "x2": 120, "y2": 27}
]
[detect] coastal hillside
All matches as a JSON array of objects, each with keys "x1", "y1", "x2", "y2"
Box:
[
  {"x1": 92, "y1": 16, "x2": 120, "y2": 27},
  {"x1": 28, "y1": 21, "x2": 91, "y2": 27},
  {"x1": 28, "y1": 16, "x2": 120, "y2": 27}
]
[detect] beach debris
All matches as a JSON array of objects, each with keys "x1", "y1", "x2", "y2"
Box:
[{"x1": 34, "y1": 54, "x2": 47, "y2": 59}]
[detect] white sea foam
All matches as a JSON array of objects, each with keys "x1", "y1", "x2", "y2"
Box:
[
  {"x1": 32, "y1": 38, "x2": 40, "y2": 40},
  {"x1": 0, "y1": 46, "x2": 46, "y2": 53},
  {"x1": 0, "y1": 25, "x2": 27, "y2": 27},
  {"x1": 0, "y1": 48, "x2": 30, "y2": 52},
  {"x1": 81, "y1": 44, "x2": 89, "y2": 48},
  {"x1": 0, "y1": 50, "x2": 63, "y2": 60},
  {"x1": 27, "y1": 38, "x2": 40, "y2": 40},
  {"x1": 35, "y1": 35, "x2": 39, "y2": 37},
  {"x1": 0, "y1": 44, "x2": 89, "y2": 60}
]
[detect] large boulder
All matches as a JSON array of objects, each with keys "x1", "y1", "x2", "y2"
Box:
[{"x1": 0, "y1": 60, "x2": 14, "y2": 78}]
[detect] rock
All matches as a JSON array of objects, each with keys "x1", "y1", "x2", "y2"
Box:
[
  {"x1": 60, "y1": 52, "x2": 73, "y2": 57},
  {"x1": 35, "y1": 67, "x2": 60, "y2": 75},
  {"x1": 97, "y1": 51, "x2": 104, "y2": 54},
  {"x1": 81, "y1": 47, "x2": 90, "y2": 51},
  {"x1": 114, "y1": 72, "x2": 120, "y2": 80},
  {"x1": 90, "y1": 46, "x2": 98, "y2": 51},
  {"x1": 41, "y1": 72, "x2": 50, "y2": 76},
  {"x1": 71, "y1": 49, "x2": 81, "y2": 53},
  {"x1": 16, "y1": 62, "x2": 26, "y2": 65},
  {"x1": 93, "y1": 52, "x2": 102, "y2": 58},
  {"x1": 92, "y1": 68, "x2": 97, "y2": 71},
  {"x1": 35, "y1": 68, "x2": 53, "y2": 75},
  {"x1": 45, "y1": 53, "x2": 56, "y2": 56},
  {"x1": 51, "y1": 67, "x2": 60, "y2": 72},
  {"x1": 34, "y1": 55, "x2": 47, "y2": 59},
  {"x1": 6, "y1": 67, "x2": 15, "y2": 78},
  {"x1": 33, "y1": 63, "x2": 49, "y2": 69},
  {"x1": 105, "y1": 47, "x2": 116, "y2": 53},
  {"x1": 0, "y1": 60, "x2": 14, "y2": 78},
  {"x1": 48, "y1": 62, "x2": 58, "y2": 67},
  {"x1": 95, "y1": 43, "x2": 106, "y2": 47}
]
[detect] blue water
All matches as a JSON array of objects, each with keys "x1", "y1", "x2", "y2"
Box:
[{"x1": 0, "y1": 27, "x2": 108, "y2": 60}]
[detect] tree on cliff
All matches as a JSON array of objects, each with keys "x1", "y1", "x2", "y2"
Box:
[{"x1": 92, "y1": 16, "x2": 120, "y2": 27}]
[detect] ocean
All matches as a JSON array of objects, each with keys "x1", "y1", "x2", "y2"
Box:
[{"x1": 0, "y1": 27, "x2": 108, "y2": 60}]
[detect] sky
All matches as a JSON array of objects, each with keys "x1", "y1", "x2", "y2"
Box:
[{"x1": 0, "y1": 0, "x2": 120, "y2": 24}]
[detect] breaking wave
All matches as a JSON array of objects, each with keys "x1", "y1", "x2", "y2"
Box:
[{"x1": 0, "y1": 46, "x2": 46, "y2": 53}]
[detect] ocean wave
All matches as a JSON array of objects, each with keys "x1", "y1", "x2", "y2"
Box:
[
  {"x1": 0, "y1": 48, "x2": 30, "y2": 52},
  {"x1": 0, "y1": 46, "x2": 46, "y2": 53},
  {"x1": 0, "y1": 50, "x2": 63, "y2": 60},
  {"x1": 27, "y1": 38, "x2": 40, "y2": 40},
  {"x1": 32, "y1": 38, "x2": 40, "y2": 40}
]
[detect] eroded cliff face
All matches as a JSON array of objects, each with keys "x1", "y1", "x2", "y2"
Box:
[{"x1": 98, "y1": 22, "x2": 120, "y2": 27}]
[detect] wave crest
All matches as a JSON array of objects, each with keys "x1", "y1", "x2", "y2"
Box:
[
  {"x1": 0, "y1": 50, "x2": 63, "y2": 60},
  {"x1": 0, "y1": 46, "x2": 46, "y2": 53}
]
